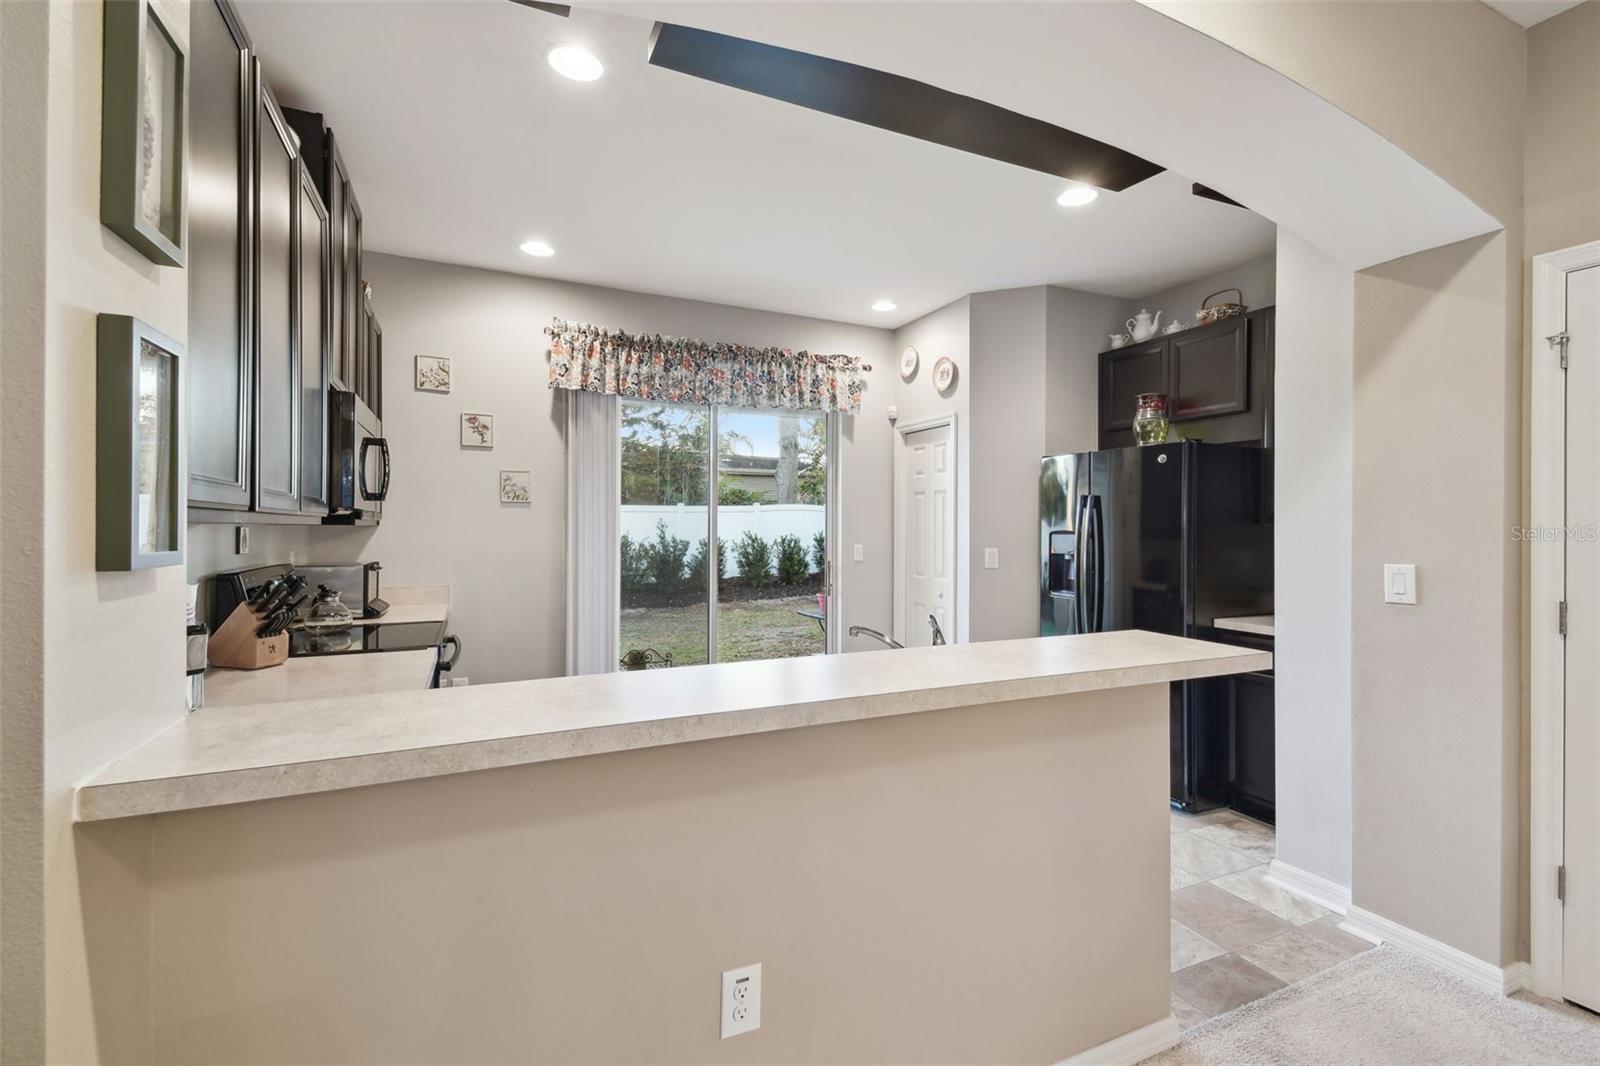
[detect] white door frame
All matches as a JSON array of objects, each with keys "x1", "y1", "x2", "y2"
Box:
[
  {"x1": 892, "y1": 413, "x2": 958, "y2": 646},
  {"x1": 1529, "y1": 240, "x2": 1600, "y2": 998}
]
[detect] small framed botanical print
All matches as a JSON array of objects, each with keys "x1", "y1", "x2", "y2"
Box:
[
  {"x1": 101, "y1": 0, "x2": 187, "y2": 267},
  {"x1": 97, "y1": 314, "x2": 183, "y2": 570},
  {"x1": 461, "y1": 413, "x2": 494, "y2": 448},
  {"x1": 499, "y1": 470, "x2": 532, "y2": 504},
  {"x1": 415, "y1": 355, "x2": 451, "y2": 393}
]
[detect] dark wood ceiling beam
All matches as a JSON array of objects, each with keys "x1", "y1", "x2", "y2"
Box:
[{"x1": 646, "y1": 22, "x2": 1164, "y2": 192}]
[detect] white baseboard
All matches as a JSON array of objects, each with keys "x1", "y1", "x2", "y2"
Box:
[
  {"x1": 1264, "y1": 860, "x2": 1351, "y2": 915},
  {"x1": 1342, "y1": 907, "x2": 1530, "y2": 996},
  {"x1": 1056, "y1": 1014, "x2": 1180, "y2": 1066}
]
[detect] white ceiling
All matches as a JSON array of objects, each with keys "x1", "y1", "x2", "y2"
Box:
[
  {"x1": 1482, "y1": 0, "x2": 1585, "y2": 27},
  {"x1": 241, "y1": 1, "x2": 1278, "y2": 328}
]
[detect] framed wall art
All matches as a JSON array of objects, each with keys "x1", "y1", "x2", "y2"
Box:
[
  {"x1": 97, "y1": 314, "x2": 183, "y2": 570},
  {"x1": 415, "y1": 354, "x2": 451, "y2": 393},
  {"x1": 499, "y1": 470, "x2": 532, "y2": 504},
  {"x1": 461, "y1": 413, "x2": 494, "y2": 448},
  {"x1": 101, "y1": 0, "x2": 188, "y2": 267}
]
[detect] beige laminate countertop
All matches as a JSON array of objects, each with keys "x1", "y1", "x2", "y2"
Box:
[
  {"x1": 203, "y1": 650, "x2": 438, "y2": 708},
  {"x1": 78, "y1": 630, "x2": 1270, "y2": 823},
  {"x1": 1213, "y1": 615, "x2": 1276, "y2": 638}
]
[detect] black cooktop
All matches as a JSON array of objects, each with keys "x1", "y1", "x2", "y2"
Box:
[{"x1": 289, "y1": 620, "x2": 446, "y2": 657}]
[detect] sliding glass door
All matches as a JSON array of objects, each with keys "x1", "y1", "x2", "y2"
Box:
[
  {"x1": 714, "y1": 407, "x2": 829, "y2": 664},
  {"x1": 619, "y1": 403, "x2": 711, "y2": 667},
  {"x1": 619, "y1": 400, "x2": 832, "y2": 670}
]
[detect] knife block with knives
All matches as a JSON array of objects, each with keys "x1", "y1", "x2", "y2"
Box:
[{"x1": 208, "y1": 574, "x2": 307, "y2": 670}]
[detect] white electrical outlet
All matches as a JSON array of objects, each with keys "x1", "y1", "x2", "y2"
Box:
[
  {"x1": 720, "y1": 963, "x2": 761, "y2": 1039},
  {"x1": 852, "y1": 544, "x2": 864, "y2": 563},
  {"x1": 235, "y1": 526, "x2": 250, "y2": 554},
  {"x1": 1383, "y1": 563, "x2": 1417, "y2": 605},
  {"x1": 449, "y1": 676, "x2": 469, "y2": 687},
  {"x1": 984, "y1": 547, "x2": 999, "y2": 569}
]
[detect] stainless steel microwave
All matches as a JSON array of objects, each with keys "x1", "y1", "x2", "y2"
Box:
[{"x1": 328, "y1": 387, "x2": 387, "y2": 524}]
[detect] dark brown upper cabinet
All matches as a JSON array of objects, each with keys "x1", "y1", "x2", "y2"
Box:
[
  {"x1": 186, "y1": 0, "x2": 252, "y2": 510},
  {"x1": 1099, "y1": 340, "x2": 1167, "y2": 433},
  {"x1": 327, "y1": 137, "x2": 350, "y2": 389},
  {"x1": 187, "y1": 13, "x2": 380, "y2": 526},
  {"x1": 253, "y1": 66, "x2": 300, "y2": 514},
  {"x1": 1097, "y1": 308, "x2": 1274, "y2": 450},
  {"x1": 1170, "y1": 319, "x2": 1249, "y2": 420},
  {"x1": 281, "y1": 111, "x2": 362, "y2": 396},
  {"x1": 343, "y1": 180, "x2": 365, "y2": 404},
  {"x1": 297, "y1": 158, "x2": 332, "y2": 516},
  {"x1": 363, "y1": 301, "x2": 383, "y2": 420}
]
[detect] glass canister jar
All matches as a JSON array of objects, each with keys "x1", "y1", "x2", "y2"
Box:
[{"x1": 1132, "y1": 393, "x2": 1170, "y2": 446}]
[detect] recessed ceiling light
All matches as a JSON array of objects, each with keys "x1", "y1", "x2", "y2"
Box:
[
  {"x1": 520, "y1": 239, "x2": 555, "y2": 257},
  {"x1": 1055, "y1": 183, "x2": 1100, "y2": 207},
  {"x1": 871, "y1": 299, "x2": 898, "y2": 312},
  {"x1": 546, "y1": 44, "x2": 604, "y2": 82}
]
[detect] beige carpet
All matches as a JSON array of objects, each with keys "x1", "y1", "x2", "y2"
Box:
[{"x1": 1143, "y1": 946, "x2": 1600, "y2": 1065}]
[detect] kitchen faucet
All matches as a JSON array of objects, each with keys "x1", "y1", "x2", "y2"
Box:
[
  {"x1": 848, "y1": 616, "x2": 947, "y2": 650},
  {"x1": 847, "y1": 625, "x2": 904, "y2": 650}
]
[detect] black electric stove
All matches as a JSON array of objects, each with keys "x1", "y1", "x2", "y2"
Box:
[{"x1": 289, "y1": 621, "x2": 447, "y2": 657}]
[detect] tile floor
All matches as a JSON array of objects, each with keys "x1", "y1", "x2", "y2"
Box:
[{"x1": 1169, "y1": 807, "x2": 1374, "y2": 1029}]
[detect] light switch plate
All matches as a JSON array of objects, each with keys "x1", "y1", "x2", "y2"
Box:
[
  {"x1": 852, "y1": 544, "x2": 864, "y2": 563},
  {"x1": 1384, "y1": 563, "x2": 1417, "y2": 605},
  {"x1": 984, "y1": 548, "x2": 999, "y2": 569},
  {"x1": 720, "y1": 963, "x2": 761, "y2": 1039}
]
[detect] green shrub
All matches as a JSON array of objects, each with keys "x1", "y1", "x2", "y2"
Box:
[
  {"x1": 645, "y1": 520, "x2": 691, "y2": 594},
  {"x1": 734, "y1": 531, "x2": 773, "y2": 586},
  {"x1": 620, "y1": 534, "x2": 651, "y2": 593},
  {"x1": 775, "y1": 534, "x2": 809, "y2": 586},
  {"x1": 718, "y1": 484, "x2": 768, "y2": 506},
  {"x1": 811, "y1": 531, "x2": 826, "y2": 573},
  {"x1": 687, "y1": 536, "x2": 726, "y2": 587}
]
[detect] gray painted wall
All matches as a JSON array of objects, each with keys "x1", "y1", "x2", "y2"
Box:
[
  {"x1": 1119, "y1": 251, "x2": 1277, "y2": 333},
  {"x1": 1045, "y1": 286, "x2": 1130, "y2": 457},
  {"x1": 969, "y1": 287, "x2": 1049, "y2": 642},
  {"x1": 1273, "y1": 229, "x2": 1354, "y2": 891}
]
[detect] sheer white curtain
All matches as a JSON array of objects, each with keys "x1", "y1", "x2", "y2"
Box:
[{"x1": 565, "y1": 390, "x2": 619, "y2": 674}]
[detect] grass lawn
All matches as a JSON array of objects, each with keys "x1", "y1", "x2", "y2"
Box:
[{"x1": 620, "y1": 593, "x2": 825, "y2": 667}]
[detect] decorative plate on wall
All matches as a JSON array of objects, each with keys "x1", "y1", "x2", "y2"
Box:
[
  {"x1": 899, "y1": 345, "x2": 919, "y2": 380},
  {"x1": 933, "y1": 356, "x2": 958, "y2": 394}
]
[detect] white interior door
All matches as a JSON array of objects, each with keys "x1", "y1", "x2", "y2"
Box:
[
  {"x1": 901, "y1": 423, "x2": 955, "y2": 647},
  {"x1": 1564, "y1": 264, "x2": 1599, "y2": 1013}
]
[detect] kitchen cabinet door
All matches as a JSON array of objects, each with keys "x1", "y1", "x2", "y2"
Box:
[
  {"x1": 327, "y1": 133, "x2": 352, "y2": 389},
  {"x1": 343, "y1": 181, "x2": 365, "y2": 403},
  {"x1": 1171, "y1": 317, "x2": 1249, "y2": 422},
  {"x1": 1228, "y1": 671, "x2": 1276, "y2": 824},
  {"x1": 186, "y1": 0, "x2": 252, "y2": 509},
  {"x1": 298, "y1": 160, "x2": 331, "y2": 515},
  {"x1": 1099, "y1": 340, "x2": 1168, "y2": 437},
  {"x1": 365, "y1": 307, "x2": 383, "y2": 420},
  {"x1": 253, "y1": 67, "x2": 299, "y2": 513}
]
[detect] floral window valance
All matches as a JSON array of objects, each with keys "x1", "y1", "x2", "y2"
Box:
[{"x1": 545, "y1": 318, "x2": 870, "y2": 414}]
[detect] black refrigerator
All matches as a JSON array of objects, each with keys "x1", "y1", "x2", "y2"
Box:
[{"x1": 1039, "y1": 440, "x2": 1272, "y2": 809}]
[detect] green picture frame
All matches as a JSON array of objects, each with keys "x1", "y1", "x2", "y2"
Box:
[
  {"x1": 97, "y1": 315, "x2": 185, "y2": 571},
  {"x1": 101, "y1": 0, "x2": 188, "y2": 267}
]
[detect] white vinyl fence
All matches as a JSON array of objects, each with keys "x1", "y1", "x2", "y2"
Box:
[{"x1": 622, "y1": 504, "x2": 825, "y2": 576}]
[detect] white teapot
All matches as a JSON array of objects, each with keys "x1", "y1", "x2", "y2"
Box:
[{"x1": 1126, "y1": 309, "x2": 1163, "y2": 342}]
